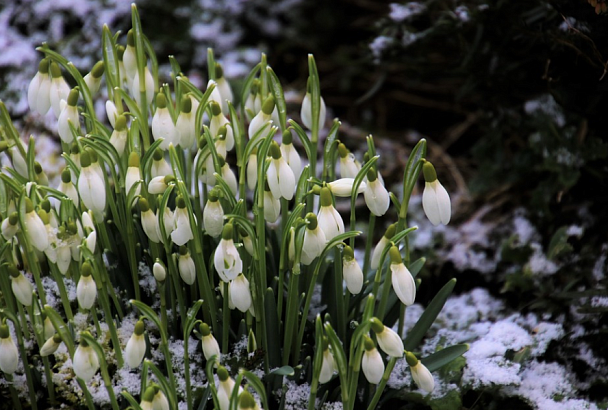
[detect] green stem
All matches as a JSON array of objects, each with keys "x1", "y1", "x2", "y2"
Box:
[
  {"x1": 366, "y1": 358, "x2": 397, "y2": 410},
  {"x1": 222, "y1": 281, "x2": 230, "y2": 354},
  {"x1": 49, "y1": 265, "x2": 74, "y2": 321},
  {"x1": 334, "y1": 248, "x2": 346, "y2": 342}
]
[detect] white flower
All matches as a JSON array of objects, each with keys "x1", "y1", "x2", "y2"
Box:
[
  {"x1": 406, "y1": 352, "x2": 435, "y2": 393},
  {"x1": 214, "y1": 224, "x2": 243, "y2": 282},
  {"x1": 40, "y1": 334, "x2": 62, "y2": 357},
  {"x1": 206, "y1": 80, "x2": 223, "y2": 112},
  {"x1": 139, "y1": 198, "x2": 161, "y2": 243},
  {"x1": 176, "y1": 95, "x2": 197, "y2": 150},
  {"x1": 389, "y1": 246, "x2": 416, "y2": 306},
  {"x1": 364, "y1": 172, "x2": 390, "y2": 216},
  {"x1": 125, "y1": 320, "x2": 146, "y2": 368},
  {"x1": 148, "y1": 175, "x2": 175, "y2": 195},
  {"x1": 422, "y1": 161, "x2": 451, "y2": 226},
  {"x1": 9, "y1": 142, "x2": 28, "y2": 177},
  {"x1": 49, "y1": 62, "x2": 70, "y2": 118},
  {"x1": 210, "y1": 104, "x2": 235, "y2": 152},
  {"x1": 132, "y1": 66, "x2": 155, "y2": 108},
  {"x1": 361, "y1": 336, "x2": 384, "y2": 384},
  {"x1": 319, "y1": 342, "x2": 336, "y2": 384},
  {"x1": 343, "y1": 246, "x2": 363, "y2": 294},
  {"x1": 162, "y1": 206, "x2": 175, "y2": 238},
  {"x1": 43, "y1": 316, "x2": 55, "y2": 340},
  {"x1": 246, "y1": 150, "x2": 258, "y2": 191},
  {"x1": 248, "y1": 95, "x2": 274, "y2": 138},
  {"x1": 230, "y1": 274, "x2": 252, "y2": 313},
  {"x1": 263, "y1": 189, "x2": 281, "y2": 223},
  {"x1": 215, "y1": 64, "x2": 233, "y2": 114},
  {"x1": 221, "y1": 162, "x2": 238, "y2": 196},
  {"x1": 217, "y1": 367, "x2": 242, "y2": 410},
  {"x1": 267, "y1": 142, "x2": 295, "y2": 200},
  {"x1": 152, "y1": 93, "x2": 180, "y2": 150},
  {"x1": 370, "y1": 318, "x2": 403, "y2": 358},
  {"x1": 280, "y1": 132, "x2": 302, "y2": 180},
  {"x1": 238, "y1": 389, "x2": 262, "y2": 410},
  {"x1": 57, "y1": 89, "x2": 80, "y2": 144},
  {"x1": 58, "y1": 168, "x2": 79, "y2": 207},
  {"x1": 300, "y1": 89, "x2": 327, "y2": 130},
  {"x1": 28, "y1": 59, "x2": 51, "y2": 115},
  {"x1": 203, "y1": 194, "x2": 224, "y2": 238},
  {"x1": 245, "y1": 79, "x2": 261, "y2": 121},
  {"x1": 152, "y1": 387, "x2": 170, "y2": 410},
  {"x1": 177, "y1": 247, "x2": 196, "y2": 285},
  {"x1": 338, "y1": 143, "x2": 361, "y2": 178},
  {"x1": 328, "y1": 178, "x2": 366, "y2": 197},
  {"x1": 76, "y1": 263, "x2": 97, "y2": 310},
  {"x1": 109, "y1": 115, "x2": 128, "y2": 157},
  {"x1": 153, "y1": 260, "x2": 166, "y2": 282},
  {"x1": 200, "y1": 323, "x2": 220, "y2": 363},
  {"x1": 171, "y1": 197, "x2": 193, "y2": 246},
  {"x1": 83, "y1": 61, "x2": 104, "y2": 95},
  {"x1": 371, "y1": 223, "x2": 396, "y2": 270},
  {"x1": 140, "y1": 387, "x2": 155, "y2": 410},
  {"x1": 73, "y1": 338, "x2": 100, "y2": 381},
  {"x1": 301, "y1": 213, "x2": 327, "y2": 265},
  {"x1": 123, "y1": 32, "x2": 137, "y2": 80},
  {"x1": 106, "y1": 100, "x2": 118, "y2": 128},
  {"x1": 78, "y1": 152, "x2": 106, "y2": 218},
  {"x1": 1, "y1": 212, "x2": 19, "y2": 241},
  {"x1": 0, "y1": 325, "x2": 19, "y2": 374},
  {"x1": 126, "y1": 153, "x2": 142, "y2": 197},
  {"x1": 85, "y1": 231, "x2": 97, "y2": 253},
  {"x1": 24, "y1": 198, "x2": 49, "y2": 252},
  {"x1": 151, "y1": 150, "x2": 173, "y2": 178},
  {"x1": 317, "y1": 187, "x2": 344, "y2": 242},
  {"x1": 57, "y1": 244, "x2": 72, "y2": 274}
]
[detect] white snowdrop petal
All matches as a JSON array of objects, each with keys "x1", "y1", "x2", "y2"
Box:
[
  {"x1": 376, "y1": 327, "x2": 404, "y2": 358},
  {"x1": 362, "y1": 348, "x2": 384, "y2": 384},
  {"x1": 343, "y1": 258, "x2": 364, "y2": 294},
  {"x1": 178, "y1": 254, "x2": 196, "y2": 285},
  {"x1": 11, "y1": 274, "x2": 33, "y2": 306},
  {"x1": 202, "y1": 335, "x2": 220, "y2": 362},
  {"x1": 365, "y1": 180, "x2": 390, "y2": 216},
  {"x1": 0, "y1": 337, "x2": 19, "y2": 374},
  {"x1": 125, "y1": 334, "x2": 146, "y2": 368},
  {"x1": 319, "y1": 349, "x2": 336, "y2": 384},
  {"x1": 391, "y1": 263, "x2": 416, "y2": 306},
  {"x1": 435, "y1": 181, "x2": 451, "y2": 225},
  {"x1": 76, "y1": 275, "x2": 97, "y2": 309},
  {"x1": 230, "y1": 275, "x2": 252, "y2": 313},
  {"x1": 73, "y1": 345, "x2": 100, "y2": 381},
  {"x1": 422, "y1": 182, "x2": 441, "y2": 226},
  {"x1": 411, "y1": 362, "x2": 435, "y2": 393},
  {"x1": 203, "y1": 201, "x2": 224, "y2": 238},
  {"x1": 278, "y1": 159, "x2": 295, "y2": 200}
]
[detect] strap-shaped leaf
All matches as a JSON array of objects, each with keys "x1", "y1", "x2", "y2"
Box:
[
  {"x1": 324, "y1": 321, "x2": 350, "y2": 402},
  {"x1": 288, "y1": 120, "x2": 312, "y2": 165},
  {"x1": 240, "y1": 369, "x2": 269, "y2": 410},
  {"x1": 404, "y1": 278, "x2": 456, "y2": 351},
  {"x1": 270, "y1": 366, "x2": 295, "y2": 376},
  {"x1": 101, "y1": 25, "x2": 119, "y2": 95},
  {"x1": 121, "y1": 390, "x2": 143, "y2": 410},
  {"x1": 265, "y1": 287, "x2": 281, "y2": 368},
  {"x1": 267, "y1": 66, "x2": 287, "y2": 130},
  {"x1": 131, "y1": 299, "x2": 167, "y2": 344},
  {"x1": 421, "y1": 344, "x2": 469, "y2": 372},
  {"x1": 400, "y1": 139, "x2": 426, "y2": 219},
  {"x1": 409, "y1": 257, "x2": 426, "y2": 278}
]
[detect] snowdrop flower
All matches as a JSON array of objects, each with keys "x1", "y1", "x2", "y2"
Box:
[
  {"x1": 301, "y1": 213, "x2": 327, "y2": 265},
  {"x1": 140, "y1": 386, "x2": 155, "y2": 410},
  {"x1": 203, "y1": 190, "x2": 224, "y2": 238},
  {"x1": 9, "y1": 265, "x2": 33, "y2": 306},
  {"x1": 153, "y1": 260, "x2": 166, "y2": 282},
  {"x1": 116, "y1": 45, "x2": 129, "y2": 89},
  {"x1": 328, "y1": 178, "x2": 366, "y2": 197},
  {"x1": 57, "y1": 88, "x2": 80, "y2": 143},
  {"x1": 263, "y1": 184, "x2": 281, "y2": 223},
  {"x1": 244, "y1": 79, "x2": 262, "y2": 121},
  {"x1": 230, "y1": 274, "x2": 252, "y2": 313},
  {"x1": 319, "y1": 337, "x2": 336, "y2": 384},
  {"x1": 42, "y1": 316, "x2": 56, "y2": 341},
  {"x1": 133, "y1": 66, "x2": 155, "y2": 108},
  {"x1": 217, "y1": 366, "x2": 242, "y2": 410},
  {"x1": 389, "y1": 246, "x2": 416, "y2": 306},
  {"x1": 177, "y1": 246, "x2": 196, "y2": 285},
  {"x1": 361, "y1": 335, "x2": 384, "y2": 384},
  {"x1": 83, "y1": 61, "x2": 104, "y2": 95},
  {"x1": 152, "y1": 385, "x2": 170, "y2": 410},
  {"x1": 125, "y1": 320, "x2": 146, "y2": 368},
  {"x1": 171, "y1": 196, "x2": 194, "y2": 246},
  {"x1": 422, "y1": 161, "x2": 451, "y2": 226},
  {"x1": 209, "y1": 102, "x2": 234, "y2": 151},
  {"x1": 246, "y1": 147, "x2": 258, "y2": 191},
  {"x1": 301, "y1": 79, "x2": 327, "y2": 130},
  {"x1": 220, "y1": 158, "x2": 238, "y2": 196},
  {"x1": 206, "y1": 79, "x2": 223, "y2": 112},
  {"x1": 73, "y1": 335, "x2": 100, "y2": 381},
  {"x1": 24, "y1": 198, "x2": 49, "y2": 252},
  {"x1": 162, "y1": 206, "x2": 175, "y2": 238},
  {"x1": 58, "y1": 168, "x2": 79, "y2": 207},
  {"x1": 123, "y1": 31, "x2": 138, "y2": 81},
  {"x1": 213, "y1": 125, "x2": 229, "y2": 159},
  {"x1": 7, "y1": 141, "x2": 28, "y2": 177},
  {"x1": 238, "y1": 389, "x2": 262, "y2": 410},
  {"x1": 34, "y1": 161, "x2": 49, "y2": 186},
  {"x1": 370, "y1": 318, "x2": 403, "y2": 358},
  {"x1": 49, "y1": 62, "x2": 70, "y2": 118},
  {"x1": 176, "y1": 95, "x2": 196, "y2": 150},
  {"x1": 343, "y1": 245, "x2": 363, "y2": 294},
  {"x1": 248, "y1": 95, "x2": 274, "y2": 138},
  {"x1": 152, "y1": 93, "x2": 180, "y2": 150},
  {"x1": 280, "y1": 130, "x2": 302, "y2": 180},
  {"x1": 215, "y1": 63, "x2": 233, "y2": 114},
  {"x1": 364, "y1": 169, "x2": 390, "y2": 216},
  {"x1": 109, "y1": 114, "x2": 128, "y2": 157},
  {"x1": 338, "y1": 143, "x2": 361, "y2": 178},
  {"x1": 125, "y1": 152, "x2": 142, "y2": 197},
  {"x1": 317, "y1": 187, "x2": 345, "y2": 241},
  {"x1": 200, "y1": 322, "x2": 220, "y2": 363},
  {"x1": 267, "y1": 141, "x2": 295, "y2": 200},
  {"x1": 76, "y1": 262, "x2": 97, "y2": 310},
  {"x1": 150, "y1": 148, "x2": 173, "y2": 178},
  {"x1": 214, "y1": 223, "x2": 243, "y2": 282},
  {"x1": 2, "y1": 212, "x2": 19, "y2": 241},
  {"x1": 78, "y1": 152, "x2": 106, "y2": 218},
  {"x1": 139, "y1": 198, "x2": 161, "y2": 243},
  {"x1": 148, "y1": 174, "x2": 175, "y2": 195},
  {"x1": 0, "y1": 323, "x2": 18, "y2": 374},
  {"x1": 239, "y1": 227, "x2": 255, "y2": 257},
  {"x1": 28, "y1": 58, "x2": 51, "y2": 115},
  {"x1": 40, "y1": 333, "x2": 62, "y2": 357},
  {"x1": 406, "y1": 351, "x2": 434, "y2": 393},
  {"x1": 371, "y1": 223, "x2": 396, "y2": 270},
  {"x1": 106, "y1": 100, "x2": 118, "y2": 128}
]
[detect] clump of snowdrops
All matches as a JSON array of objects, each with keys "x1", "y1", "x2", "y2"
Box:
[{"x1": 0, "y1": 5, "x2": 466, "y2": 410}]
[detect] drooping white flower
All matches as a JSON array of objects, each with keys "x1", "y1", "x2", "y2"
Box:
[
  {"x1": 57, "y1": 242, "x2": 72, "y2": 275},
  {"x1": 76, "y1": 262, "x2": 97, "y2": 310},
  {"x1": 248, "y1": 95, "x2": 274, "y2": 138},
  {"x1": 244, "y1": 79, "x2": 262, "y2": 121},
  {"x1": 246, "y1": 148, "x2": 258, "y2": 191},
  {"x1": 132, "y1": 66, "x2": 155, "y2": 108},
  {"x1": 8, "y1": 141, "x2": 28, "y2": 178},
  {"x1": 57, "y1": 91, "x2": 80, "y2": 144},
  {"x1": 238, "y1": 389, "x2": 262, "y2": 410},
  {"x1": 106, "y1": 100, "x2": 118, "y2": 128},
  {"x1": 209, "y1": 101, "x2": 235, "y2": 151},
  {"x1": 267, "y1": 141, "x2": 295, "y2": 200},
  {"x1": 83, "y1": 61, "x2": 104, "y2": 95},
  {"x1": 215, "y1": 63, "x2": 233, "y2": 114},
  {"x1": 280, "y1": 130, "x2": 302, "y2": 181},
  {"x1": 199, "y1": 322, "x2": 220, "y2": 363},
  {"x1": 24, "y1": 198, "x2": 49, "y2": 252},
  {"x1": 364, "y1": 170, "x2": 390, "y2": 216},
  {"x1": 28, "y1": 58, "x2": 51, "y2": 115},
  {"x1": 361, "y1": 335, "x2": 384, "y2": 384},
  {"x1": 152, "y1": 93, "x2": 180, "y2": 150},
  {"x1": 177, "y1": 246, "x2": 196, "y2": 285},
  {"x1": 152, "y1": 386, "x2": 170, "y2": 410},
  {"x1": 343, "y1": 245, "x2": 363, "y2": 294},
  {"x1": 0, "y1": 324, "x2": 19, "y2": 374},
  {"x1": 49, "y1": 62, "x2": 70, "y2": 118},
  {"x1": 371, "y1": 223, "x2": 396, "y2": 270},
  {"x1": 217, "y1": 366, "x2": 242, "y2": 410},
  {"x1": 140, "y1": 386, "x2": 155, "y2": 410},
  {"x1": 109, "y1": 114, "x2": 129, "y2": 157},
  {"x1": 123, "y1": 31, "x2": 138, "y2": 81},
  {"x1": 203, "y1": 191, "x2": 224, "y2": 238},
  {"x1": 370, "y1": 318, "x2": 403, "y2": 358},
  {"x1": 139, "y1": 198, "x2": 161, "y2": 243},
  {"x1": 301, "y1": 213, "x2": 327, "y2": 265},
  {"x1": 406, "y1": 351, "x2": 435, "y2": 393},
  {"x1": 153, "y1": 260, "x2": 166, "y2": 282},
  {"x1": 319, "y1": 338, "x2": 336, "y2": 384},
  {"x1": 125, "y1": 152, "x2": 142, "y2": 197},
  {"x1": 40, "y1": 333, "x2": 62, "y2": 357},
  {"x1": 421, "y1": 161, "x2": 451, "y2": 226},
  {"x1": 389, "y1": 246, "x2": 416, "y2": 306},
  {"x1": 162, "y1": 206, "x2": 175, "y2": 238},
  {"x1": 317, "y1": 187, "x2": 345, "y2": 242},
  {"x1": 43, "y1": 316, "x2": 55, "y2": 340},
  {"x1": 214, "y1": 224, "x2": 243, "y2": 282},
  {"x1": 58, "y1": 168, "x2": 79, "y2": 208},
  {"x1": 230, "y1": 274, "x2": 252, "y2": 313},
  {"x1": 171, "y1": 196, "x2": 194, "y2": 246},
  {"x1": 73, "y1": 336, "x2": 100, "y2": 381},
  {"x1": 206, "y1": 79, "x2": 223, "y2": 112},
  {"x1": 176, "y1": 95, "x2": 197, "y2": 150},
  {"x1": 148, "y1": 175, "x2": 175, "y2": 195},
  {"x1": 338, "y1": 143, "x2": 361, "y2": 179},
  {"x1": 220, "y1": 161, "x2": 238, "y2": 196},
  {"x1": 1, "y1": 212, "x2": 19, "y2": 241},
  {"x1": 150, "y1": 149, "x2": 173, "y2": 178},
  {"x1": 125, "y1": 320, "x2": 146, "y2": 368},
  {"x1": 78, "y1": 152, "x2": 106, "y2": 218},
  {"x1": 328, "y1": 178, "x2": 366, "y2": 197},
  {"x1": 300, "y1": 81, "x2": 327, "y2": 130},
  {"x1": 263, "y1": 188, "x2": 281, "y2": 223}
]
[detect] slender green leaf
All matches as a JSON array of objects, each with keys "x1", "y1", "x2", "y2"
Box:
[{"x1": 422, "y1": 344, "x2": 469, "y2": 372}]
